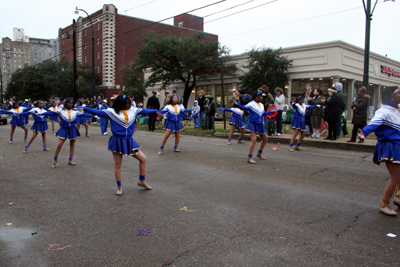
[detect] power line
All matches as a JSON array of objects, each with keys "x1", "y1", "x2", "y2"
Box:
[
  {"x1": 206, "y1": 0, "x2": 278, "y2": 24},
  {"x1": 123, "y1": 0, "x2": 159, "y2": 14},
  {"x1": 220, "y1": 5, "x2": 370, "y2": 39},
  {"x1": 114, "y1": 0, "x2": 267, "y2": 56}
]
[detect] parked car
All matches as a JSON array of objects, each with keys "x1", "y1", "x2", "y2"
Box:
[
  {"x1": 214, "y1": 111, "x2": 224, "y2": 121},
  {"x1": 0, "y1": 113, "x2": 7, "y2": 125}
]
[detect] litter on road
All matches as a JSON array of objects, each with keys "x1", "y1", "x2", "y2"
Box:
[
  {"x1": 137, "y1": 229, "x2": 152, "y2": 236},
  {"x1": 48, "y1": 244, "x2": 71, "y2": 251},
  {"x1": 179, "y1": 207, "x2": 194, "y2": 212}
]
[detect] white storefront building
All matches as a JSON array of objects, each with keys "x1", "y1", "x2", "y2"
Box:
[{"x1": 145, "y1": 40, "x2": 400, "y2": 119}]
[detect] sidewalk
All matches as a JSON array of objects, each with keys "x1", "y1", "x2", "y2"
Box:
[{"x1": 214, "y1": 132, "x2": 376, "y2": 153}]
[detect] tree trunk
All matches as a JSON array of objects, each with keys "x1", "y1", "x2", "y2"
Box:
[{"x1": 182, "y1": 73, "x2": 196, "y2": 108}]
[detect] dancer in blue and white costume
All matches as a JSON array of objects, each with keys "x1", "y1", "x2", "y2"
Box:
[
  {"x1": 359, "y1": 86, "x2": 400, "y2": 216},
  {"x1": 23, "y1": 100, "x2": 51, "y2": 154},
  {"x1": 288, "y1": 96, "x2": 319, "y2": 152},
  {"x1": 219, "y1": 98, "x2": 246, "y2": 145},
  {"x1": 234, "y1": 91, "x2": 275, "y2": 164},
  {"x1": 74, "y1": 100, "x2": 90, "y2": 137},
  {"x1": 157, "y1": 95, "x2": 189, "y2": 155},
  {"x1": 84, "y1": 95, "x2": 156, "y2": 195},
  {"x1": 0, "y1": 102, "x2": 32, "y2": 144},
  {"x1": 48, "y1": 102, "x2": 60, "y2": 133},
  {"x1": 99, "y1": 99, "x2": 109, "y2": 135},
  {"x1": 43, "y1": 99, "x2": 92, "y2": 168}
]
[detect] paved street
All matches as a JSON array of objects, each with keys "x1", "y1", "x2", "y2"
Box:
[{"x1": 1, "y1": 124, "x2": 400, "y2": 266}]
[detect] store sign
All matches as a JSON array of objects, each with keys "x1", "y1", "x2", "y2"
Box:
[{"x1": 381, "y1": 65, "x2": 400, "y2": 78}]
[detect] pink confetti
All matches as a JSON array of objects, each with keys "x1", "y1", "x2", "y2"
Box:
[{"x1": 48, "y1": 244, "x2": 71, "y2": 251}]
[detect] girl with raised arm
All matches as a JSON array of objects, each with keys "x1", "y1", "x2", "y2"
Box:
[
  {"x1": 84, "y1": 95, "x2": 157, "y2": 195},
  {"x1": 23, "y1": 100, "x2": 51, "y2": 153},
  {"x1": 43, "y1": 99, "x2": 92, "y2": 168}
]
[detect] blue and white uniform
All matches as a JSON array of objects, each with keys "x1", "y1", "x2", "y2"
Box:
[
  {"x1": 236, "y1": 101, "x2": 273, "y2": 134},
  {"x1": 362, "y1": 104, "x2": 400, "y2": 165},
  {"x1": 220, "y1": 107, "x2": 245, "y2": 129},
  {"x1": 290, "y1": 101, "x2": 319, "y2": 131},
  {"x1": 27, "y1": 107, "x2": 49, "y2": 133},
  {"x1": 48, "y1": 107, "x2": 60, "y2": 121},
  {"x1": 0, "y1": 107, "x2": 32, "y2": 127},
  {"x1": 159, "y1": 104, "x2": 189, "y2": 132},
  {"x1": 21, "y1": 102, "x2": 31, "y2": 125},
  {"x1": 83, "y1": 106, "x2": 158, "y2": 156},
  {"x1": 99, "y1": 104, "x2": 109, "y2": 134},
  {"x1": 74, "y1": 105, "x2": 89, "y2": 125},
  {"x1": 43, "y1": 109, "x2": 92, "y2": 140}
]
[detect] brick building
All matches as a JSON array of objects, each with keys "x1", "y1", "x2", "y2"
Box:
[{"x1": 58, "y1": 4, "x2": 218, "y2": 99}]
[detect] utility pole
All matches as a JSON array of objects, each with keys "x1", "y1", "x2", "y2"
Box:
[
  {"x1": 220, "y1": 58, "x2": 226, "y2": 130},
  {"x1": 72, "y1": 19, "x2": 79, "y2": 102},
  {"x1": 361, "y1": 0, "x2": 394, "y2": 93},
  {"x1": 362, "y1": 0, "x2": 374, "y2": 93},
  {"x1": 53, "y1": 62, "x2": 56, "y2": 99}
]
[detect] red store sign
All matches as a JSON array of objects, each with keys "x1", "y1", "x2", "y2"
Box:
[{"x1": 381, "y1": 65, "x2": 400, "y2": 78}]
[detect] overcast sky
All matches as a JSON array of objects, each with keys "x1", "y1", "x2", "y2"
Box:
[{"x1": 1, "y1": 0, "x2": 399, "y2": 61}]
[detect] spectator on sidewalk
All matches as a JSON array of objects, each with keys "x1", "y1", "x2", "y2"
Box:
[
  {"x1": 197, "y1": 90, "x2": 206, "y2": 129},
  {"x1": 348, "y1": 86, "x2": 370, "y2": 143},
  {"x1": 335, "y1": 82, "x2": 346, "y2": 138},
  {"x1": 322, "y1": 87, "x2": 341, "y2": 141},
  {"x1": 308, "y1": 88, "x2": 324, "y2": 138},
  {"x1": 147, "y1": 91, "x2": 160, "y2": 131},
  {"x1": 274, "y1": 87, "x2": 285, "y2": 136}
]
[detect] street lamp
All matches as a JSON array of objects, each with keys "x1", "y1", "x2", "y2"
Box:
[{"x1": 75, "y1": 6, "x2": 95, "y2": 98}]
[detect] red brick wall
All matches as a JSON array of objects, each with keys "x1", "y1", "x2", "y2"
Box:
[
  {"x1": 114, "y1": 14, "x2": 218, "y2": 94},
  {"x1": 174, "y1": 14, "x2": 204, "y2": 31}
]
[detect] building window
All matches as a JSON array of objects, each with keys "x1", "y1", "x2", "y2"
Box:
[
  {"x1": 97, "y1": 52, "x2": 100, "y2": 59},
  {"x1": 85, "y1": 55, "x2": 87, "y2": 62},
  {"x1": 97, "y1": 66, "x2": 100, "y2": 73},
  {"x1": 84, "y1": 42, "x2": 86, "y2": 49},
  {"x1": 196, "y1": 85, "x2": 212, "y2": 96},
  {"x1": 215, "y1": 84, "x2": 234, "y2": 108},
  {"x1": 97, "y1": 23, "x2": 100, "y2": 30},
  {"x1": 14, "y1": 48, "x2": 16, "y2": 51},
  {"x1": 18, "y1": 48, "x2": 21, "y2": 52},
  {"x1": 97, "y1": 37, "x2": 99, "y2": 45},
  {"x1": 85, "y1": 29, "x2": 87, "y2": 36},
  {"x1": 18, "y1": 65, "x2": 21, "y2": 68}
]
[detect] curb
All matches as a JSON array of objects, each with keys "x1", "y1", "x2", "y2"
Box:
[{"x1": 213, "y1": 132, "x2": 375, "y2": 153}]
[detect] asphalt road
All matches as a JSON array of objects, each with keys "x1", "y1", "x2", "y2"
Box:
[{"x1": 1, "y1": 123, "x2": 400, "y2": 266}]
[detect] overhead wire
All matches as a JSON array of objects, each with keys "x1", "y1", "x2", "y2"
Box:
[{"x1": 123, "y1": 0, "x2": 159, "y2": 14}]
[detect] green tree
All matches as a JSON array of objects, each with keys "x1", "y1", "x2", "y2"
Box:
[
  {"x1": 239, "y1": 47, "x2": 292, "y2": 95},
  {"x1": 127, "y1": 31, "x2": 220, "y2": 107},
  {"x1": 120, "y1": 64, "x2": 147, "y2": 103},
  {"x1": 5, "y1": 56, "x2": 97, "y2": 101}
]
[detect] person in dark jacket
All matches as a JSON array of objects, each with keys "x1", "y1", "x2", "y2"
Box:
[
  {"x1": 335, "y1": 82, "x2": 346, "y2": 138},
  {"x1": 206, "y1": 95, "x2": 215, "y2": 130},
  {"x1": 348, "y1": 86, "x2": 370, "y2": 143},
  {"x1": 197, "y1": 90, "x2": 206, "y2": 129},
  {"x1": 147, "y1": 91, "x2": 160, "y2": 131},
  {"x1": 322, "y1": 87, "x2": 341, "y2": 141},
  {"x1": 239, "y1": 89, "x2": 252, "y2": 127},
  {"x1": 308, "y1": 88, "x2": 324, "y2": 138}
]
